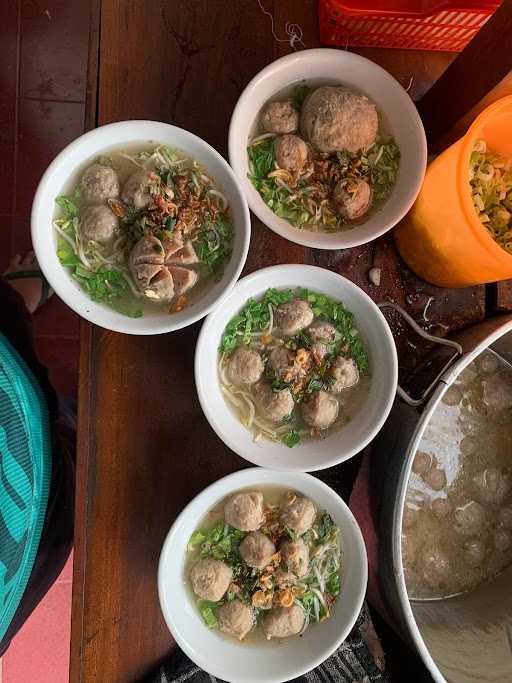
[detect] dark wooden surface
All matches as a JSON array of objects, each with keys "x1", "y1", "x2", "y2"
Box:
[{"x1": 71, "y1": 2, "x2": 511, "y2": 682}]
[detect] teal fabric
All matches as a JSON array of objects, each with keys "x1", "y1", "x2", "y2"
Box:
[{"x1": 0, "y1": 332, "x2": 51, "y2": 642}]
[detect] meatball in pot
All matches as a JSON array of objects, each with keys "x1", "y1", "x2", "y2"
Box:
[
  {"x1": 227, "y1": 347, "x2": 264, "y2": 386},
  {"x1": 263, "y1": 605, "x2": 305, "y2": 640},
  {"x1": 275, "y1": 299, "x2": 314, "y2": 336},
  {"x1": 274, "y1": 134, "x2": 308, "y2": 174},
  {"x1": 81, "y1": 163, "x2": 120, "y2": 203},
  {"x1": 218, "y1": 600, "x2": 254, "y2": 640},
  {"x1": 239, "y1": 532, "x2": 276, "y2": 569},
  {"x1": 280, "y1": 496, "x2": 316, "y2": 535}
]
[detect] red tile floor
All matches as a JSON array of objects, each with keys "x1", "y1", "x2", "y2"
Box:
[{"x1": 2, "y1": 0, "x2": 93, "y2": 679}]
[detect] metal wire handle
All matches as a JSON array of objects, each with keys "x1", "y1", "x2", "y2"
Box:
[{"x1": 378, "y1": 301, "x2": 463, "y2": 407}]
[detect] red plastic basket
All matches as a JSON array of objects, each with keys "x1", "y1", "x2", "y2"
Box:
[{"x1": 319, "y1": 0, "x2": 501, "y2": 51}]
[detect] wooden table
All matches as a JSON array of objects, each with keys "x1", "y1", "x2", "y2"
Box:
[{"x1": 70, "y1": 2, "x2": 512, "y2": 681}]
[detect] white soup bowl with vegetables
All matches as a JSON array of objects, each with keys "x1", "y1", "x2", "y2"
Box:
[
  {"x1": 32, "y1": 120, "x2": 250, "y2": 334},
  {"x1": 158, "y1": 467, "x2": 368, "y2": 683},
  {"x1": 195, "y1": 264, "x2": 398, "y2": 471},
  {"x1": 229, "y1": 48, "x2": 426, "y2": 250}
]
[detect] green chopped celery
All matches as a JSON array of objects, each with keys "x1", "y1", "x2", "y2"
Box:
[
  {"x1": 188, "y1": 530, "x2": 206, "y2": 548},
  {"x1": 198, "y1": 602, "x2": 218, "y2": 628}
]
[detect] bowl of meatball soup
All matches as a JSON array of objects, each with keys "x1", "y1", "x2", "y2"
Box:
[
  {"x1": 195, "y1": 264, "x2": 398, "y2": 471},
  {"x1": 229, "y1": 48, "x2": 427, "y2": 250},
  {"x1": 32, "y1": 120, "x2": 250, "y2": 334},
  {"x1": 158, "y1": 467, "x2": 368, "y2": 683}
]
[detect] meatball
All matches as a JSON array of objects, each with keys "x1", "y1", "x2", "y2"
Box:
[
  {"x1": 218, "y1": 600, "x2": 254, "y2": 640},
  {"x1": 268, "y1": 347, "x2": 294, "y2": 374},
  {"x1": 454, "y1": 500, "x2": 486, "y2": 536},
  {"x1": 403, "y1": 505, "x2": 419, "y2": 529},
  {"x1": 494, "y1": 530, "x2": 511, "y2": 552},
  {"x1": 224, "y1": 491, "x2": 264, "y2": 532},
  {"x1": 275, "y1": 299, "x2": 314, "y2": 336},
  {"x1": 431, "y1": 498, "x2": 451, "y2": 519},
  {"x1": 477, "y1": 352, "x2": 499, "y2": 374},
  {"x1": 81, "y1": 163, "x2": 119, "y2": 203},
  {"x1": 308, "y1": 320, "x2": 337, "y2": 345},
  {"x1": 130, "y1": 235, "x2": 165, "y2": 266},
  {"x1": 121, "y1": 170, "x2": 156, "y2": 208},
  {"x1": 239, "y1": 532, "x2": 276, "y2": 569},
  {"x1": 419, "y1": 548, "x2": 450, "y2": 588},
  {"x1": 473, "y1": 467, "x2": 510, "y2": 504},
  {"x1": 498, "y1": 507, "x2": 512, "y2": 529},
  {"x1": 227, "y1": 347, "x2": 264, "y2": 386},
  {"x1": 280, "y1": 496, "x2": 316, "y2": 535},
  {"x1": 421, "y1": 467, "x2": 447, "y2": 492},
  {"x1": 190, "y1": 558, "x2": 232, "y2": 602},
  {"x1": 482, "y1": 378, "x2": 512, "y2": 410},
  {"x1": 253, "y1": 380, "x2": 294, "y2": 424},
  {"x1": 280, "y1": 538, "x2": 309, "y2": 577},
  {"x1": 274, "y1": 134, "x2": 308, "y2": 173},
  {"x1": 261, "y1": 100, "x2": 299, "y2": 134},
  {"x1": 301, "y1": 390, "x2": 339, "y2": 430},
  {"x1": 301, "y1": 86, "x2": 378, "y2": 154},
  {"x1": 412, "y1": 451, "x2": 433, "y2": 475},
  {"x1": 80, "y1": 205, "x2": 118, "y2": 244},
  {"x1": 333, "y1": 179, "x2": 372, "y2": 221},
  {"x1": 263, "y1": 605, "x2": 305, "y2": 640},
  {"x1": 330, "y1": 356, "x2": 359, "y2": 393},
  {"x1": 442, "y1": 385, "x2": 463, "y2": 407},
  {"x1": 132, "y1": 264, "x2": 175, "y2": 302},
  {"x1": 464, "y1": 538, "x2": 486, "y2": 566}
]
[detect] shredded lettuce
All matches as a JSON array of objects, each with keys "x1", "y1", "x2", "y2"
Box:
[
  {"x1": 281, "y1": 429, "x2": 301, "y2": 448},
  {"x1": 470, "y1": 139, "x2": 512, "y2": 254}
]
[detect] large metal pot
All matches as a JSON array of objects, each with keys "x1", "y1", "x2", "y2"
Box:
[{"x1": 373, "y1": 307, "x2": 512, "y2": 683}]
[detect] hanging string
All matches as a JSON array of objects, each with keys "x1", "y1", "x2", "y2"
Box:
[{"x1": 256, "y1": 0, "x2": 306, "y2": 50}]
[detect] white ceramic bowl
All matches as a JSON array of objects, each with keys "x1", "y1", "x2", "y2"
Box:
[
  {"x1": 195, "y1": 264, "x2": 398, "y2": 471},
  {"x1": 32, "y1": 120, "x2": 250, "y2": 334},
  {"x1": 158, "y1": 467, "x2": 368, "y2": 683},
  {"x1": 229, "y1": 48, "x2": 427, "y2": 250}
]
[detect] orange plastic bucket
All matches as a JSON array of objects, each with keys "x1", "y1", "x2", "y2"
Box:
[{"x1": 394, "y1": 96, "x2": 512, "y2": 287}]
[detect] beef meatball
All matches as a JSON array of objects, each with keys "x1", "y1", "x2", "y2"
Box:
[
  {"x1": 421, "y1": 467, "x2": 447, "y2": 492},
  {"x1": 130, "y1": 235, "x2": 165, "y2": 266},
  {"x1": 263, "y1": 605, "x2": 305, "y2": 640},
  {"x1": 464, "y1": 538, "x2": 486, "y2": 566},
  {"x1": 227, "y1": 346, "x2": 264, "y2": 386},
  {"x1": 80, "y1": 205, "x2": 118, "y2": 244},
  {"x1": 224, "y1": 491, "x2": 264, "y2": 532},
  {"x1": 274, "y1": 134, "x2": 308, "y2": 173},
  {"x1": 454, "y1": 500, "x2": 486, "y2": 536},
  {"x1": 268, "y1": 347, "x2": 295, "y2": 374},
  {"x1": 419, "y1": 548, "x2": 450, "y2": 588},
  {"x1": 190, "y1": 558, "x2": 232, "y2": 602},
  {"x1": 495, "y1": 529, "x2": 511, "y2": 552},
  {"x1": 253, "y1": 380, "x2": 294, "y2": 423},
  {"x1": 301, "y1": 390, "x2": 339, "y2": 430},
  {"x1": 81, "y1": 163, "x2": 119, "y2": 203},
  {"x1": 330, "y1": 356, "x2": 359, "y2": 392},
  {"x1": 261, "y1": 100, "x2": 299, "y2": 134},
  {"x1": 280, "y1": 496, "x2": 316, "y2": 535},
  {"x1": 482, "y1": 378, "x2": 512, "y2": 410},
  {"x1": 431, "y1": 498, "x2": 451, "y2": 519},
  {"x1": 239, "y1": 532, "x2": 276, "y2": 569},
  {"x1": 333, "y1": 179, "x2": 372, "y2": 221},
  {"x1": 308, "y1": 320, "x2": 338, "y2": 344},
  {"x1": 301, "y1": 86, "x2": 378, "y2": 154},
  {"x1": 132, "y1": 264, "x2": 175, "y2": 302},
  {"x1": 121, "y1": 170, "x2": 156, "y2": 208},
  {"x1": 498, "y1": 507, "x2": 512, "y2": 529},
  {"x1": 412, "y1": 451, "x2": 433, "y2": 475},
  {"x1": 275, "y1": 299, "x2": 314, "y2": 336},
  {"x1": 280, "y1": 538, "x2": 309, "y2": 577},
  {"x1": 473, "y1": 467, "x2": 510, "y2": 504},
  {"x1": 218, "y1": 600, "x2": 254, "y2": 640}
]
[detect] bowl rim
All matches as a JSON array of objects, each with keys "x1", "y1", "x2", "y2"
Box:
[
  {"x1": 228, "y1": 47, "x2": 427, "y2": 250},
  {"x1": 194, "y1": 263, "x2": 399, "y2": 471},
  {"x1": 157, "y1": 466, "x2": 368, "y2": 683},
  {"x1": 31, "y1": 119, "x2": 251, "y2": 335}
]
